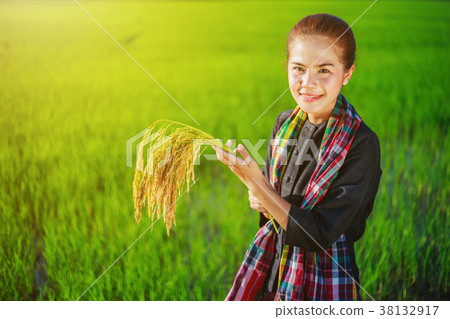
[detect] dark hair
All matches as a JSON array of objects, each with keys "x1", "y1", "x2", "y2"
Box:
[{"x1": 286, "y1": 13, "x2": 356, "y2": 71}]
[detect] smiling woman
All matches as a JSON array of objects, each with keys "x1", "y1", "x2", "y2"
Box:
[
  {"x1": 286, "y1": 13, "x2": 356, "y2": 125},
  {"x1": 213, "y1": 13, "x2": 382, "y2": 301},
  {"x1": 287, "y1": 35, "x2": 355, "y2": 124}
]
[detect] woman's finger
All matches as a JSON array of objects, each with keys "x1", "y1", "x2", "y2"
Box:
[
  {"x1": 212, "y1": 145, "x2": 229, "y2": 166},
  {"x1": 250, "y1": 203, "x2": 266, "y2": 212},
  {"x1": 211, "y1": 145, "x2": 223, "y2": 160},
  {"x1": 214, "y1": 144, "x2": 243, "y2": 166},
  {"x1": 251, "y1": 203, "x2": 270, "y2": 218},
  {"x1": 248, "y1": 189, "x2": 260, "y2": 201},
  {"x1": 236, "y1": 144, "x2": 253, "y2": 166},
  {"x1": 250, "y1": 199, "x2": 268, "y2": 212},
  {"x1": 249, "y1": 190, "x2": 268, "y2": 212}
]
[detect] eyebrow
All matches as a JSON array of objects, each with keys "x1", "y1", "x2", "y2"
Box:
[{"x1": 290, "y1": 62, "x2": 335, "y2": 67}]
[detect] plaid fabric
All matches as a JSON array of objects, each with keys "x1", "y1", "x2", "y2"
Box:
[{"x1": 225, "y1": 93, "x2": 362, "y2": 301}]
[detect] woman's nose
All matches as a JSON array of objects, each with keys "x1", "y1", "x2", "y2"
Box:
[{"x1": 300, "y1": 69, "x2": 315, "y2": 87}]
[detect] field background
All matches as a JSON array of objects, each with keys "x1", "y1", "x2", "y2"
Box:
[{"x1": 0, "y1": 0, "x2": 448, "y2": 301}]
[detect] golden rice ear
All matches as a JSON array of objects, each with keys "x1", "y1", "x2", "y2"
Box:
[{"x1": 132, "y1": 119, "x2": 233, "y2": 236}]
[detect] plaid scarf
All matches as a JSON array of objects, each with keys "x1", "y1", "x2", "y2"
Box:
[{"x1": 225, "y1": 93, "x2": 362, "y2": 301}]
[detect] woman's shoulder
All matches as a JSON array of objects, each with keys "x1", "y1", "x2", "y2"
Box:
[
  {"x1": 352, "y1": 120, "x2": 381, "y2": 152},
  {"x1": 346, "y1": 119, "x2": 382, "y2": 172}
]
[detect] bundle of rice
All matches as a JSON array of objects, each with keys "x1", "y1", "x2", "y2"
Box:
[
  {"x1": 132, "y1": 119, "x2": 278, "y2": 236},
  {"x1": 132, "y1": 119, "x2": 233, "y2": 236}
]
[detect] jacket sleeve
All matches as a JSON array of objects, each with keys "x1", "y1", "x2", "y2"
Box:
[{"x1": 284, "y1": 129, "x2": 383, "y2": 251}]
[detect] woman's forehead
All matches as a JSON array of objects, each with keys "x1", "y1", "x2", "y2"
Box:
[{"x1": 289, "y1": 36, "x2": 341, "y2": 65}]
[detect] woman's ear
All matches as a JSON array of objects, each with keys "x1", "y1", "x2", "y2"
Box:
[{"x1": 342, "y1": 64, "x2": 355, "y2": 86}]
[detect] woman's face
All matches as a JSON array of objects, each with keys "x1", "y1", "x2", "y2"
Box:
[{"x1": 287, "y1": 35, "x2": 355, "y2": 124}]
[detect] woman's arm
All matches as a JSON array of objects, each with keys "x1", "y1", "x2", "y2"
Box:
[
  {"x1": 248, "y1": 174, "x2": 292, "y2": 230},
  {"x1": 283, "y1": 130, "x2": 382, "y2": 251},
  {"x1": 212, "y1": 141, "x2": 293, "y2": 230},
  {"x1": 212, "y1": 127, "x2": 382, "y2": 252}
]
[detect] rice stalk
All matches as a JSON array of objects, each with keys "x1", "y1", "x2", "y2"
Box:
[{"x1": 132, "y1": 119, "x2": 278, "y2": 236}]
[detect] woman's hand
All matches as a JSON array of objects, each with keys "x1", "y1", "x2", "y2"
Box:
[
  {"x1": 212, "y1": 139, "x2": 290, "y2": 230},
  {"x1": 211, "y1": 139, "x2": 266, "y2": 190},
  {"x1": 248, "y1": 189, "x2": 270, "y2": 219}
]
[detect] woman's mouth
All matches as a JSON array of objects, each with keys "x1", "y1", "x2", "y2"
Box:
[{"x1": 300, "y1": 93, "x2": 323, "y2": 102}]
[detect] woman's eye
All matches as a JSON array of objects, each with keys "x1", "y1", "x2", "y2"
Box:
[
  {"x1": 294, "y1": 67, "x2": 304, "y2": 72},
  {"x1": 319, "y1": 69, "x2": 329, "y2": 73}
]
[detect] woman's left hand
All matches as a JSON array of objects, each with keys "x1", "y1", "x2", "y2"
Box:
[{"x1": 211, "y1": 139, "x2": 265, "y2": 189}]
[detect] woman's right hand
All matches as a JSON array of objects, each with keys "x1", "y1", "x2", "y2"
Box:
[{"x1": 248, "y1": 189, "x2": 270, "y2": 219}]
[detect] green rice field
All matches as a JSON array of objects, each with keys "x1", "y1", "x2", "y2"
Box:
[{"x1": 0, "y1": 0, "x2": 448, "y2": 300}]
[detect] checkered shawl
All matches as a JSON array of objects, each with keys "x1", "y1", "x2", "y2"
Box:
[{"x1": 225, "y1": 93, "x2": 362, "y2": 301}]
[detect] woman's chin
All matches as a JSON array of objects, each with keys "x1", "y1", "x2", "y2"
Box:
[{"x1": 297, "y1": 104, "x2": 316, "y2": 113}]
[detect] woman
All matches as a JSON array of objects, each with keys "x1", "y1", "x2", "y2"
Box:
[{"x1": 212, "y1": 13, "x2": 382, "y2": 301}]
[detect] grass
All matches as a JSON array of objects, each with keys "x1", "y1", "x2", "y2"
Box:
[{"x1": 0, "y1": 0, "x2": 448, "y2": 300}]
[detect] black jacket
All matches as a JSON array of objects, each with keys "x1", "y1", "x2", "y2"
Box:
[{"x1": 259, "y1": 109, "x2": 383, "y2": 292}]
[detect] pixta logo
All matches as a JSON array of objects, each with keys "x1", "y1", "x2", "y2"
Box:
[{"x1": 127, "y1": 129, "x2": 321, "y2": 170}]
